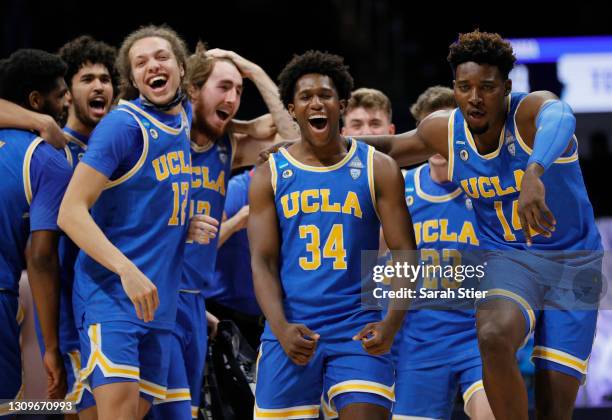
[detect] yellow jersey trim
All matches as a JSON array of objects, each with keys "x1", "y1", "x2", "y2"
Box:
[
  {"x1": 22, "y1": 137, "x2": 45, "y2": 205},
  {"x1": 320, "y1": 395, "x2": 338, "y2": 419},
  {"x1": 254, "y1": 403, "x2": 320, "y2": 419},
  {"x1": 278, "y1": 138, "x2": 357, "y2": 173},
  {"x1": 104, "y1": 109, "x2": 150, "y2": 190},
  {"x1": 140, "y1": 379, "x2": 167, "y2": 399},
  {"x1": 513, "y1": 96, "x2": 579, "y2": 164},
  {"x1": 190, "y1": 140, "x2": 214, "y2": 153},
  {"x1": 66, "y1": 350, "x2": 85, "y2": 404},
  {"x1": 367, "y1": 145, "x2": 381, "y2": 221},
  {"x1": 485, "y1": 288, "x2": 536, "y2": 335},
  {"x1": 531, "y1": 346, "x2": 589, "y2": 374},
  {"x1": 462, "y1": 379, "x2": 484, "y2": 406},
  {"x1": 64, "y1": 145, "x2": 74, "y2": 168},
  {"x1": 118, "y1": 99, "x2": 187, "y2": 135},
  {"x1": 447, "y1": 110, "x2": 456, "y2": 181},
  {"x1": 269, "y1": 154, "x2": 278, "y2": 195},
  {"x1": 414, "y1": 164, "x2": 463, "y2": 203},
  {"x1": 327, "y1": 379, "x2": 395, "y2": 402},
  {"x1": 191, "y1": 406, "x2": 199, "y2": 418},
  {"x1": 65, "y1": 132, "x2": 88, "y2": 150}
]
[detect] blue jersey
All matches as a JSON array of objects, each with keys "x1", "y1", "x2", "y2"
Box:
[
  {"x1": 263, "y1": 139, "x2": 381, "y2": 340},
  {"x1": 58, "y1": 127, "x2": 89, "y2": 352},
  {"x1": 0, "y1": 129, "x2": 71, "y2": 292},
  {"x1": 74, "y1": 99, "x2": 192, "y2": 330},
  {"x1": 448, "y1": 93, "x2": 601, "y2": 251},
  {"x1": 181, "y1": 135, "x2": 234, "y2": 292},
  {"x1": 212, "y1": 170, "x2": 261, "y2": 315},
  {"x1": 401, "y1": 163, "x2": 481, "y2": 366}
]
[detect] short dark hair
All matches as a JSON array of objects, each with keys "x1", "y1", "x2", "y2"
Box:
[
  {"x1": 278, "y1": 50, "x2": 354, "y2": 106},
  {"x1": 410, "y1": 86, "x2": 456, "y2": 123},
  {"x1": 58, "y1": 35, "x2": 118, "y2": 92},
  {"x1": 116, "y1": 25, "x2": 189, "y2": 99},
  {"x1": 447, "y1": 30, "x2": 516, "y2": 79},
  {"x1": 0, "y1": 49, "x2": 67, "y2": 106}
]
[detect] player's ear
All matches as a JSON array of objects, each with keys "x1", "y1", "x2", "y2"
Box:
[
  {"x1": 287, "y1": 103, "x2": 296, "y2": 120},
  {"x1": 179, "y1": 64, "x2": 185, "y2": 79},
  {"x1": 187, "y1": 84, "x2": 198, "y2": 102},
  {"x1": 339, "y1": 99, "x2": 347, "y2": 115},
  {"x1": 28, "y1": 91, "x2": 42, "y2": 111},
  {"x1": 504, "y1": 79, "x2": 512, "y2": 96}
]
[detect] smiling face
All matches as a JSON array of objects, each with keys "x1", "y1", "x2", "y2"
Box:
[
  {"x1": 453, "y1": 62, "x2": 511, "y2": 135},
  {"x1": 288, "y1": 73, "x2": 344, "y2": 148},
  {"x1": 190, "y1": 60, "x2": 242, "y2": 140},
  {"x1": 69, "y1": 62, "x2": 114, "y2": 129},
  {"x1": 128, "y1": 36, "x2": 183, "y2": 105}
]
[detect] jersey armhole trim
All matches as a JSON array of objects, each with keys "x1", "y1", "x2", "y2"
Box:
[
  {"x1": 447, "y1": 109, "x2": 456, "y2": 182},
  {"x1": 269, "y1": 154, "x2": 278, "y2": 195},
  {"x1": 22, "y1": 137, "x2": 45, "y2": 205}
]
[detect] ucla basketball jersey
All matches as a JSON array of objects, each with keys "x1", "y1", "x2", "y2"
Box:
[
  {"x1": 58, "y1": 127, "x2": 88, "y2": 352},
  {"x1": 0, "y1": 129, "x2": 44, "y2": 292},
  {"x1": 448, "y1": 93, "x2": 601, "y2": 251},
  {"x1": 401, "y1": 164, "x2": 481, "y2": 365},
  {"x1": 74, "y1": 99, "x2": 192, "y2": 330},
  {"x1": 262, "y1": 139, "x2": 381, "y2": 340},
  {"x1": 182, "y1": 135, "x2": 233, "y2": 292}
]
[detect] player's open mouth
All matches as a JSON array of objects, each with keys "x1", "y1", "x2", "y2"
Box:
[
  {"x1": 468, "y1": 110, "x2": 485, "y2": 121},
  {"x1": 89, "y1": 97, "x2": 107, "y2": 116},
  {"x1": 308, "y1": 115, "x2": 328, "y2": 131},
  {"x1": 148, "y1": 75, "x2": 168, "y2": 92},
  {"x1": 215, "y1": 109, "x2": 230, "y2": 121}
]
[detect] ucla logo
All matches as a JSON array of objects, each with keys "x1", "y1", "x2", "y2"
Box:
[
  {"x1": 217, "y1": 144, "x2": 228, "y2": 164},
  {"x1": 508, "y1": 143, "x2": 516, "y2": 156},
  {"x1": 465, "y1": 198, "x2": 473, "y2": 210},
  {"x1": 460, "y1": 149, "x2": 469, "y2": 161},
  {"x1": 149, "y1": 128, "x2": 159, "y2": 139},
  {"x1": 282, "y1": 169, "x2": 293, "y2": 179},
  {"x1": 406, "y1": 195, "x2": 414, "y2": 206},
  {"x1": 350, "y1": 168, "x2": 361, "y2": 180},
  {"x1": 349, "y1": 156, "x2": 364, "y2": 169}
]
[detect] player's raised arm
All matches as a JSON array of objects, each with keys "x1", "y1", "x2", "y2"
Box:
[
  {"x1": 248, "y1": 162, "x2": 319, "y2": 365},
  {"x1": 514, "y1": 91, "x2": 575, "y2": 245},
  {"x1": 358, "y1": 110, "x2": 450, "y2": 168}
]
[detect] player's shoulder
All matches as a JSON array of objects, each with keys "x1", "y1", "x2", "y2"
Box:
[
  {"x1": 417, "y1": 109, "x2": 452, "y2": 141},
  {"x1": 515, "y1": 91, "x2": 560, "y2": 118}
]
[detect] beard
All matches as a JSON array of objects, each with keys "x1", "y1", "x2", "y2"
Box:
[
  {"x1": 73, "y1": 102, "x2": 99, "y2": 130},
  {"x1": 195, "y1": 114, "x2": 227, "y2": 141}
]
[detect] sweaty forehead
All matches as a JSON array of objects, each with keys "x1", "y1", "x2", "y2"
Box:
[
  {"x1": 295, "y1": 73, "x2": 335, "y2": 92},
  {"x1": 455, "y1": 62, "x2": 502, "y2": 82}
]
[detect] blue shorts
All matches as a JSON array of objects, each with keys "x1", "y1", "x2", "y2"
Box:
[
  {"x1": 0, "y1": 292, "x2": 23, "y2": 413},
  {"x1": 394, "y1": 353, "x2": 483, "y2": 419},
  {"x1": 150, "y1": 292, "x2": 207, "y2": 419},
  {"x1": 63, "y1": 349, "x2": 96, "y2": 412},
  {"x1": 477, "y1": 251, "x2": 601, "y2": 381},
  {"x1": 79, "y1": 321, "x2": 171, "y2": 400},
  {"x1": 254, "y1": 338, "x2": 394, "y2": 419}
]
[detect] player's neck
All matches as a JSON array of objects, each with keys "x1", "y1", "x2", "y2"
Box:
[
  {"x1": 66, "y1": 114, "x2": 93, "y2": 137},
  {"x1": 190, "y1": 125, "x2": 214, "y2": 148},
  {"x1": 472, "y1": 117, "x2": 505, "y2": 155},
  {"x1": 428, "y1": 163, "x2": 449, "y2": 184},
  {"x1": 296, "y1": 134, "x2": 348, "y2": 167}
]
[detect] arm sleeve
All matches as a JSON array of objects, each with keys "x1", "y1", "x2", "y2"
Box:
[
  {"x1": 29, "y1": 144, "x2": 73, "y2": 232},
  {"x1": 527, "y1": 99, "x2": 576, "y2": 171},
  {"x1": 80, "y1": 110, "x2": 142, "y2": 178}
]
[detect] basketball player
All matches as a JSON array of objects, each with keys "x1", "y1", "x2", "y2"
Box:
[
  {"x1": 57, "y1": 26, "x2": 203, "y2": 419},
  {"x1": 249, "y1": 50, "x2": 416, "y2": 420},
  {"x1": 393, "y1": 86, "x2": 494, "y2": 420},
  {"x1": 150, "y1": 45, "x2": 296, "y2": 419},
  {"x1": 359, "y1": 31, "x2": 602, "y2": 420},
  {"x1": 0, "y1": 48, "x2": 71, "y2": 414},
  {"x1": 341, "y1": 87, "x2": 395, "y2": 136}
]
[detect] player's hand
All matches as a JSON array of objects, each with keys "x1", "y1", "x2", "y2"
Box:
[
  {"x1": 256, "y1": 140, "x2": 296, "y2": 165},
  {"x1": 205, "y1": 48, "x2": 260, "y2": 80},
  {"x1": 43, "y1": 349, "x2": 67, "y2": 399},
  {"x1": 118, "y1": 262, "x2": 159, "y2": 323},
  {"x1": 206, "y1": 311, "x2": 220, "y2": 340},
  {"x1": 188, "y1": 214, "x2": 219, "y2": 244},
  {"x1": 353, "y1": 320, "x2": 397, "y2": 356},
  {"x1": 37, "y1": 114, "x2": 68, "y2": 149},
  {"x1": 278, "y1": 323, "x2": 320, "y2": 366},
  {"x1": 517, "y1": 164, "x2": 556, "y2": 246}
]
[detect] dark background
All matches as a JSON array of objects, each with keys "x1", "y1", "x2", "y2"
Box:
[{"x1": 2, "y1": 0, "x2": 611, "y2": 214}]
